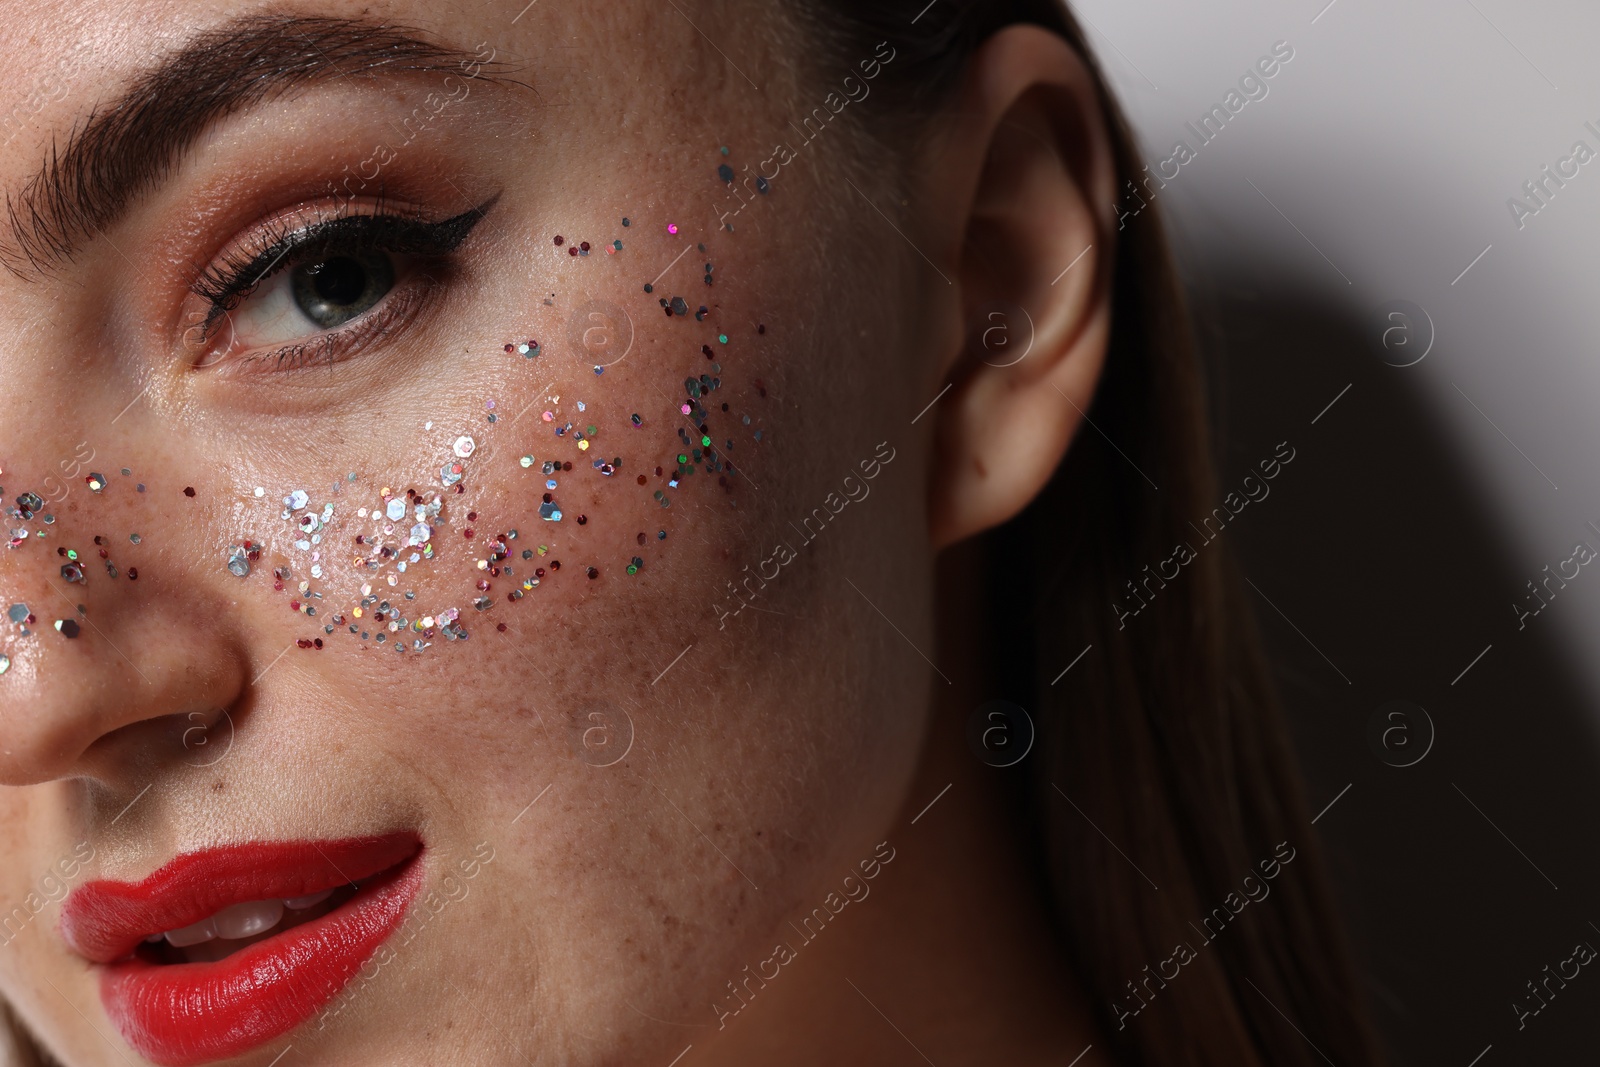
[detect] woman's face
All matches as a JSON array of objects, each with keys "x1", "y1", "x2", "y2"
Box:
[{"x1": 0, "y1": 1, "x2": 941, "y2": 1062}]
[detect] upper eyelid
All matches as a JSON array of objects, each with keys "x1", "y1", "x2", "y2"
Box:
[
  {"x1": 193, "y1": 196, "x2": 502, "y2": 307},
  {"x1": 186, "y1": 195, "x2": 499, "y2": 366}
]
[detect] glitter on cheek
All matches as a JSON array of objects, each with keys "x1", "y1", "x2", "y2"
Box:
[{"x1": 0, "y1": 208, "x2": 765, "y2": 664}]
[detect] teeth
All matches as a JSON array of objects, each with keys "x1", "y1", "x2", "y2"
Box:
[
  {"x1": 283, "y1": 888, "x2": 334, "y2": 911},
  {"x1": 160, "y1": 897, "x2": 295, "y2": 947},
  {"x1": 213, "y1": 899, "x2": 285, "y2": 940},
  {"x1": 164, "y1": 916, "x2": 218, "y2": 947}
]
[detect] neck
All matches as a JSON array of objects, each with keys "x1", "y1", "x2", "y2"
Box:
[{"x1": 702, "y1": 539, "x2": 1105, "y2": 1065}]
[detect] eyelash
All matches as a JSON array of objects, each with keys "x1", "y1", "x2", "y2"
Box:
[{"x1": 189, "y1": 196, "x2": 496, "y2": 370}]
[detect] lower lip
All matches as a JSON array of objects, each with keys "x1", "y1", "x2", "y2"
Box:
[{"x1": 99, "y1": 852, "x2": 423, "y2": 1066}]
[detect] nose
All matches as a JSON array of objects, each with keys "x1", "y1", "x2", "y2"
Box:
[
  {"x1": 0, "y1": 536, "x2": 252, "y2": 785},
  {"x1": 0, "y1": 129, "x2": 257, "y2": 788}
]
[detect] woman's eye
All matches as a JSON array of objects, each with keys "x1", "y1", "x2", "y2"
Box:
[
  {"x1": 230, "y1": 251, "x2": 401, "y2": 347},
  {"x1": 189, "y1": 199, "x2": 497, "y2": 368}
]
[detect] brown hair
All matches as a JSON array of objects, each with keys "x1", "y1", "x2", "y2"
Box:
[{"x1": 790, "y1": 2, "x2": 1386, "y2": 1064}]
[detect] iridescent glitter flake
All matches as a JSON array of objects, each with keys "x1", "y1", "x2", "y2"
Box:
[
  {"x1": 54, "y1": 619, "x2": 80, "y2": 638},
  {"x1": 227, "y1": 545, "x2": 251, "y2": 577},
  {"x1": 8, "y1": 604, "x2": 28, "y2": 624},
  {"x1": 86, "y1": 473, "x2": 106, "y2": 493},
  {"x1": 453, "y1": 436, "x2": 477, "y2": 459},
  {"x1": 0, "y1": 655, "x2": 9, "y2": 675}
]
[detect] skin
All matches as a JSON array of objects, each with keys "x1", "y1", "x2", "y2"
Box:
[{"x1": 0, "y1": 1, "x2": 1119, "y2": 1063}]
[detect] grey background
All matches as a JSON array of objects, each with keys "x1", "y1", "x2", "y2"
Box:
[{"x1": 1073, "y1": 0, "x2": 1600, "y2": 1062}]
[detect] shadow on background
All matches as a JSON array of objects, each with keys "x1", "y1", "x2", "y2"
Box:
[{"x1": 1194, "y1": 282, "x2": 1600, "y2": 1067}]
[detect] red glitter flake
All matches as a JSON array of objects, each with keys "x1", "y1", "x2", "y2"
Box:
[
  {"x1": 464, "y1": 529, "x2": 475, "y2": 538},
  {"x1": 637, "y1": 475, "x2": 647, "y2": 486},
  {"x1": 586, "y1": 567, "x2": 598, "y2": 579},
  {"x1": 468, "y1": 512, "x2": 478, "y2": 522},
  {"x1": 576, "y1": 515, "x2": 588, "y2": 526},
  {"x1": 554, "y1": 235, "x2": 565, "y2": 245},
  {"x1": 183, "y1": 487, "x2": 196, "y2": 497},
  {"x1": 128, "y1": 569, "x2": 138, "y2": 580},
  {"x1": 497, "y1": 623, "x2": 508, "y2": 632}
]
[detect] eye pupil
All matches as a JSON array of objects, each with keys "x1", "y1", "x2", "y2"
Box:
[
  {"x1": 291, "y1": 253, "x2": 395, "y2": 329},
  {"x1": 309, "y1": 258, "x2": 365, "y2": 303}
]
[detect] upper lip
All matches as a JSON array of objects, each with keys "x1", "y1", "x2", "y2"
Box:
[{"x1": 61, "y1": 832, "x2": 422, "y2": 964}]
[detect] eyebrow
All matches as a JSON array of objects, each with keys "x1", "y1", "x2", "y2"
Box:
[{"x1": 3, "y1": 14, "x2": 503, "y2": 278}]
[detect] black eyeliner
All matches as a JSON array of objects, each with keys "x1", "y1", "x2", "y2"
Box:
[{"x1": 193, "y1": 194, "x2": 500, "y2": 330}]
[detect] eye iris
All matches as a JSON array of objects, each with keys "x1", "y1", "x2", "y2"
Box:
[{"x1": 291, "y1": 253, "x2": 394, "y2": 329}]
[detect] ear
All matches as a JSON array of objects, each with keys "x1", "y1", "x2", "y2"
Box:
[{"x1": 918, "y1": 25, "x2": 1119, "y2": 551}]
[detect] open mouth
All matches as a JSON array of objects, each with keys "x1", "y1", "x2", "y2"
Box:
[
  {"x1": 62, "y1": 833, "x2": 424, "y2": 1067},
  {"x1": 136, "y1": 878, "x2": 370, "y2": 965}
]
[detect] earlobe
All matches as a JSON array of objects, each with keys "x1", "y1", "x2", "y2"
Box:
[{"x1": 920, "y1": 26, "x2": 1119, "y2": 551}]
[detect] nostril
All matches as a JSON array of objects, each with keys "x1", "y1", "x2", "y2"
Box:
[
  {"x1": 123, "y1": 707, "x2": 231, "y2": 756},
  {"x1": 75, "y1": 706, "x2": 241, "y2": 777},
  {"x1": 175, "y1": 708, "x2": 237, "y2": 767}
]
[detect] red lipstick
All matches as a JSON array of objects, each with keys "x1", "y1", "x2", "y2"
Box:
[{"x1": 61, "y1": 833, "x2": 422, "y2": 1066}]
